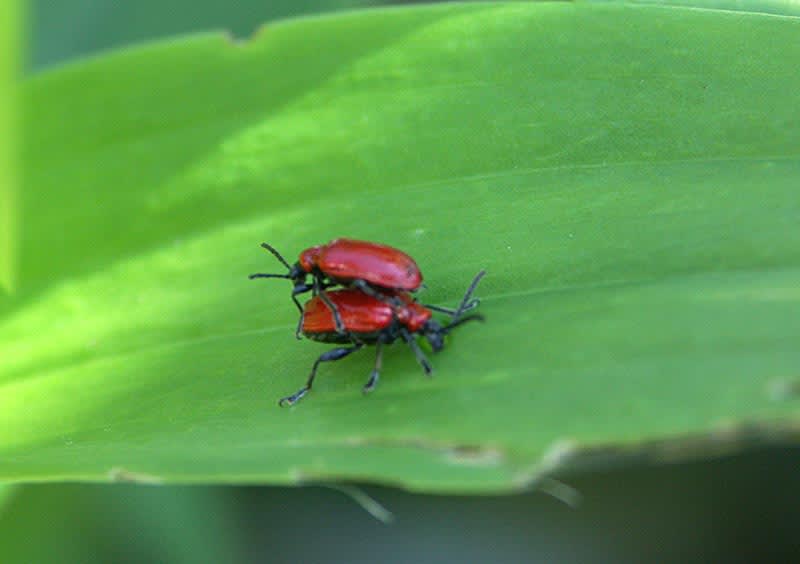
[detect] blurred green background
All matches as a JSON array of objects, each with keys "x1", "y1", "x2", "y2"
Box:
[{"x1": 6, "y1": 1, "x2": 799, "y2": 562}]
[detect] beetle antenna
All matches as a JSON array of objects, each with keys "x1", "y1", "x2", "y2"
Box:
[
  {"x1": 259, "y1": 242, "x2": 293, "y2": 271},
  {"x1": 443, "y1": 313, "x2": 485, "y2": 334},
  {"x1": 249, "y1": 273, "x2": 291, "y2": 280},
  {"x1": 452, "y1": 270, "x2": 486, "y2": 321}
]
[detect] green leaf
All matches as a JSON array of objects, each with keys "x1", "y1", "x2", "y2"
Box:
[
  {"x1": 0, "y1": 0, "x2": 18, "y2": 293},
  {"x1": 0, "y1": 484, "x2": 17, "y2": 516},
  {"x1": 3, "y1": 2, "x2": 799, "y2": 493},
  {"x1": 595, "y1": 0, "x2": 800, "y2": 17}
]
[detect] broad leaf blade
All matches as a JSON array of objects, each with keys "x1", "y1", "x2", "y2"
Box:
[
  {"x1": 596, "y1": 0, "x2": 800, "y2": 17},
  {"x1": 0, "y1": 0, "x2": 18, "y2": 293},
  {"x1": 3, "y1": 3, "x2": 799, "y2": 492}
]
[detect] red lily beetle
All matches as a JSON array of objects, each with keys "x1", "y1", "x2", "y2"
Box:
[
  {"x1": 249, "y1": 239, "x2": 424, "y2": 335},
  {"x1": 278, "y1": 270, "x2": 486, "y2": 406}
]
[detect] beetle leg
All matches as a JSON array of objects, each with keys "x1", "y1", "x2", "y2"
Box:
[
  {"x1": 351, "y1": 279, "x2": 403, "y2": 307},
  {"x1": 363, "y1": 339, "x2": 385, "y2": 394},
  {"x1": 279, "y1": 344, "x2": 364, "y2": 407},
  {"x1": 315, "y1": 278, "x2": 346, "y2": 334},
  {"x1": 350, "y1": 279, "x2": 381, "y2": 297},
  {"x1": 290, "y1": 283, "x2": 314, "y2": 339},
  {"x1": 400, "y1": 328, "x2": 433, "y2": 376},
  {"x1": 291, "y1": 283, "x2": 313, "y2": 310}
]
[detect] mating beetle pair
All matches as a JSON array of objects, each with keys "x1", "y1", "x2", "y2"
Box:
[
  {"x1": 251, "y1": 239, "x2": 485, "y2": 406},
  {"x1": 250, "y1": 238, "x2": 423, "y2": 336}
]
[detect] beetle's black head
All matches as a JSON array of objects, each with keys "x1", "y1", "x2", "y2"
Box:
[
  {"x1": 421, "y1": 314, "x2": 485, "y2": 353},
  {"x1": 287, "y1": 263, "x2": 307, "y2": 285},
  {"x1": 421, "y1": 319, "x2": 446, "y2": 353}
]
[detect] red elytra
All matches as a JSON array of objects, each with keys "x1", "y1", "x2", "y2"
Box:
[
  {"x1": 302, "y1": 289, "x2": 431, "y2": 337},
  {"x1": 299, "y1": 238, "x2": 422, "y2": 291},
  {"x1": 278, "y1": 270, "x2": 486, "y2": 407}
]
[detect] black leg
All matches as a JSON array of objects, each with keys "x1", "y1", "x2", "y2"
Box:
[
  {"x1": 291, "y1": 283, "x2": 313, "y2": 312},
  {"x1": 400, "y1": 328, "x2": 432, "y2": 376},
  {"x1": 291, "y1": 283, "x2": 314, "y2": 339},
  {"x1": 315, "y1": 278, "x2": 346, "y2": 334},
  {"x1": 351, "y1": 279, "x2": 404, "y2": 306},
  {"x1": 294, "y1": 314, "x2": 304, "y2": 341},
  {"x1": 363, "y1": 340, "x2": 384, "y2": 394},
  {"x1": 279, "y1": 344, "x2": 363, "y2": 406},
  {"x1": 251, "y1": 275, "x2": 311, "y2": 339}
]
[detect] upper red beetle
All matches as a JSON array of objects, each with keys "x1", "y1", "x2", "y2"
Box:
[
  {"x1": 249, "y1": 239, "x2": 424, "y2": 334},
  {"x1": 278, "y1": 270, "x2": 485, "y2": 406}
]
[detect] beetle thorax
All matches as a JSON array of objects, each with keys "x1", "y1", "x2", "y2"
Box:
[
  {"x1": 298, "y1": 246, "x2": 323, "y2": 273},
  {"x1": 396, "y1": 302, "x2": 432, "y2": 333}
]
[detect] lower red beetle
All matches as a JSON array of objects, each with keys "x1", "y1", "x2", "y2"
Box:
[
  {"x1": 249, "y1": 239, "x2": 424, "y2": 336},
  {"x1": 278, "y1": 271, "x2": 486, "y2": 406}
]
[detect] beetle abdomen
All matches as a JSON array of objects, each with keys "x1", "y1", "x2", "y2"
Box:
[{"x1": 304, "y1": 330, "x2": 384, "y2": 344}]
